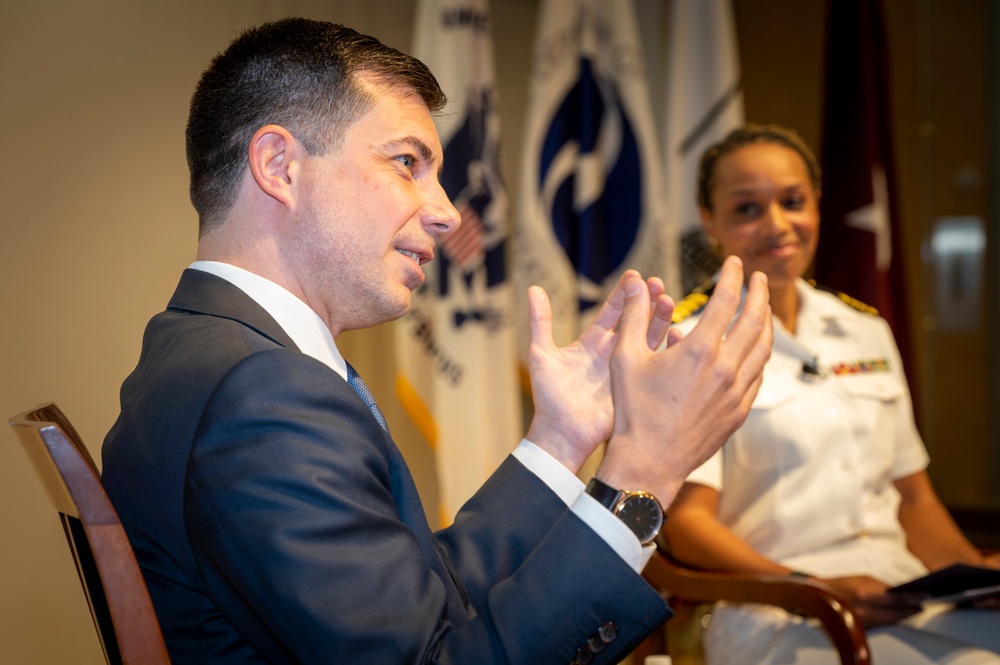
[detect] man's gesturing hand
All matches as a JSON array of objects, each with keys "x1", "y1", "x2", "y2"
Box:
[
  {"x1": 525, "y1": 270, "x2": 674, "y2": 474},
  {"x1": 597, "y1": 256, "x2": 773, "y2": 504}
]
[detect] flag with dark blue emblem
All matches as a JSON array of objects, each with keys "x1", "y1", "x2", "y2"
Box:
[
  {"x1": 398, "y1": 0, "x2": 521, "y2": 524},
  {"x1": 514, "y1": 0, "x2": 670, "y2": 355}
]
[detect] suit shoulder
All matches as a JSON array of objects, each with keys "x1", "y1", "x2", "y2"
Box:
[
  {"x1": 808, "y1": 280, "x2": 880, "y2": 316},
  {"x1": 672, "y1": 282, "x2": 715, "y2": 324}
]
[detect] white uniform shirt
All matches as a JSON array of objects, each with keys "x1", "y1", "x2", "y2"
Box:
[{"x1": 675, "y1": 278, "x2": 929, "y2": 585}]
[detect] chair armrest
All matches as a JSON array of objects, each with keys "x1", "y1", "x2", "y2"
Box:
[{"x1": 643, "y1": 550, "x2": 871, "y2": 665}]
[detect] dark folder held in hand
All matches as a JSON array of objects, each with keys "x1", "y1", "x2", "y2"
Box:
[{"x1": 889, "y1": 564, "x2": 1000, "y2": 606}]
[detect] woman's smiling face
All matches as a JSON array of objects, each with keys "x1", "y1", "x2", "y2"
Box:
[{"x1": 701, "y1": 142, "x2": 821, "y2": 288}]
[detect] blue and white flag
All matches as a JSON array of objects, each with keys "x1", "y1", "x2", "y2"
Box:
[
  {"x1": 661, "y1": 0, "x2": 745, "y2": 294},
  {"x1": 398, "y1": 0, "x2": 522, "y2": 524},
  {"x1": 514, "y1": 0, "x2": 673, "y2": 353}
]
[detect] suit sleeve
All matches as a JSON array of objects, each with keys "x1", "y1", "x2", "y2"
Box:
[{"x1": 184, "y1": 348, "x2": 669, "y2": 664}]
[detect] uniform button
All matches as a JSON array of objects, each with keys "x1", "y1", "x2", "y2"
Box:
[
  {"x1": 572, "y1": 646, "x2": 594, "y2": 665},
  {"x1": 587, "y1": 635, "x2": 607, "y2": 653},
  {"x1": 599, "y1": 621, "x2": 619, "y2": 643}
]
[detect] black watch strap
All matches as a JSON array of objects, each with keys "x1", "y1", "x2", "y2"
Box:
[
  {"x1": 585, "y1": 477, "x2": 621, "y2": 509},
  {"x1": 585, "y1": 477, "x2": 664, "y2": 546}
]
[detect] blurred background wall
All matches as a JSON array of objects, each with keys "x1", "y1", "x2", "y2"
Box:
[{"x1": 0, "y1": 0, "x2": 994, "y2": 662}]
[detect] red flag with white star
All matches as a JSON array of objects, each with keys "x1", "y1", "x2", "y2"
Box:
[{"x1": 814, "y1": 0, "x2": 915, "y2": 390}]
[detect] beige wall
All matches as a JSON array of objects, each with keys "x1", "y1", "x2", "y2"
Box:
[
  {"x1": 0, "y1": 1, "x2": 994, "y2": 662},
  {"x1": 0, "y1": 2, "x2": 426, "y2": 662}
]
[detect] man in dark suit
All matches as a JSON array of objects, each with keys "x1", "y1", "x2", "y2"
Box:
[{"x1": 102, "y1": 18, "x2": 772, "y2": 664}]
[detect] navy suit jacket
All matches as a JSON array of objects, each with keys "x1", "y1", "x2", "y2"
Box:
[{"x1": 102, "y1": 269, "x2": 670, "y2": 664}]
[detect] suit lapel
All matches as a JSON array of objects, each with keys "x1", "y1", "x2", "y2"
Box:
[
  {"x1": 168, "y1": 268, "x2": 475, "y2": 623},
  {"x1": 167, "y1": 269, "x2": 299, "y2": 351}
]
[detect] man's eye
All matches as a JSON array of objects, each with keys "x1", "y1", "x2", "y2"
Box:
[
  {"x1": 735, "y1": 203, "x2": 760, "y2": 216},
  {"x1": 783, "y1": 197, "x2": 805, "y2": 210},
  {"x1": 396, "y1": 155, "x2": 415, "y2": 170}
]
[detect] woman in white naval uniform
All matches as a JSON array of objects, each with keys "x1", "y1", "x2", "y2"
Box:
[{"x1": 663, "y1": 124, "x2": 1000, "y2": 665}]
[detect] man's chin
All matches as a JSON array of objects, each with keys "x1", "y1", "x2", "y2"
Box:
[
  {"x1": 386, "y1": 292, "x2": 413, "y2": 322},
  {"x1": 386, "y1": 308, "x2": 410, "y2": 323}
]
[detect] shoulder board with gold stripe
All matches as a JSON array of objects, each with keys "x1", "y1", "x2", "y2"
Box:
[
  {"x1": 672, "y1": 282, "x2": 716, "y2": 323},
  {"x1": 808, "y1": 280, "x2": 880, "y2": 316}
]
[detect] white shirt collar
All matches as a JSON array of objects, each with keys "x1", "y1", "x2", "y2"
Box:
[{"x1": 189, "y1": 261, "x2": 348, "y2": 380}]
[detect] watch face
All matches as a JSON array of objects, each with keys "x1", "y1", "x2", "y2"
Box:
[{"x1": 616, "y1": 493, "x2": 664, "y2": 545}]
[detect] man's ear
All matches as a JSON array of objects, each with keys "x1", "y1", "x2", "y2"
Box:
[{"x1": 248, "y1": 124, "x2": 301, "y2": 211}]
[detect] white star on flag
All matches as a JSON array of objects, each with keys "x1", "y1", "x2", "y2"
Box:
[{"x1": 845, "y1": 165, "x2": 891, "y2": 270}]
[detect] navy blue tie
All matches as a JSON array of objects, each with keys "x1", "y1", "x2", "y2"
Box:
[{"x1": 346, "y1": 362, "x2": 389, "y2": 433}]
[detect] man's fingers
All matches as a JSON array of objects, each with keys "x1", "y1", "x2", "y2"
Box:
[
  {"x1": 647, "y1": 293, "x2": 675, "y2": 350},
  {"x1": 685, "y1": 256, "x2": 745, "y2": 342},
  {"x1": 665, "y1": 327, "x2": 684, "y2": 348},
  {"x1": 527, "y1": 285, "x2": 555, "y2": 352},
  {"x1": 611, "y1": 274, "x2": 651, "y2": 354},
  {"x1": 722, "y1": 270, "x2": 771, "y2": 365},
  {"x1": 725, "y1": 277, "x2": 772, "y2": 411},
  {"x1": 646, "y1": 276, "x2": 665, "y2": 300},
  {"x1": 587, "y1": 269, "x2": 641, "y2": 332}
]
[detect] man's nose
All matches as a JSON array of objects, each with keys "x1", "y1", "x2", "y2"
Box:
[{"x1": 422, "y1": 182, "x2": 462, "y2": 237}]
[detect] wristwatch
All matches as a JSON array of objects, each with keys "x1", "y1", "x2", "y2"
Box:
[{"x1": 585, "y1": 478, "x2": 664, "y2": 545}]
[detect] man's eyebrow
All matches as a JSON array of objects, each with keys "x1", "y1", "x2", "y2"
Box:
[
  {"x1": 384, "y1": 136, "x2": 446, "y2": 177},
  {"x1": 385, "y1": 136, "x2": 438, "y2": 167}
]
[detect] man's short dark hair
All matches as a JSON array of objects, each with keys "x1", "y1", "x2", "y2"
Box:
[
  {"x1": 186, "y1": 18, "x2": 446, "y2": 232},
  {"x1": 696, "y1": 123, "x2": 822, "y2": 211}
]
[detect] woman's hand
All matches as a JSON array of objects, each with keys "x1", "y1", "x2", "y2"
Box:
[{"x1": 820, "y1": 575, "x2": 922, "y2": 627}]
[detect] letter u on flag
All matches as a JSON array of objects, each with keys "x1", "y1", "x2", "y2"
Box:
[
  {"x1": 514, "y1": 0, "x2": 672, "y2": 354},
  {"x1": 397, "y1": 0, "x2": 522, "y2": 525}
]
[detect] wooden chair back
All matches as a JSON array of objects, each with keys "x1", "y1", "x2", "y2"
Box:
[
  {"x1": 633, "y1": 548, "x2": 871, "y2": 665},
  {"x1": 9, "y1": 403, "x2": 170, "y2": 665}
]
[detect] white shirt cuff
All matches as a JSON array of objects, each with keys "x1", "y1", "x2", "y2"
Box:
[
  {"x1": 511, "y1": 439, "x2": 584, "y2": 505},
  {"x1": 513, "y1": 439, "x2": 653, "y2": 573}
]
